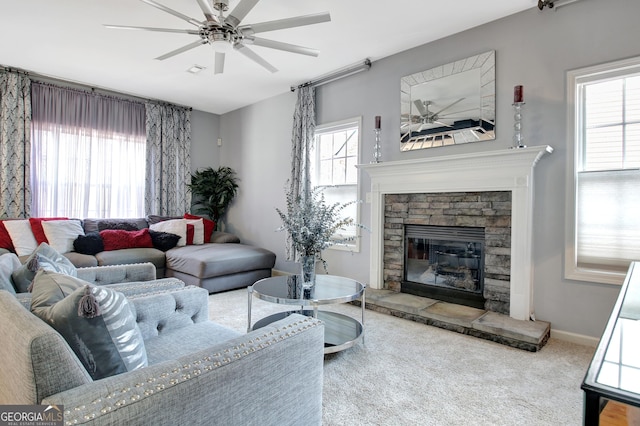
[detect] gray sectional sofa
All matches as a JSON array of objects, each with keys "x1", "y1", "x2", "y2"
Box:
[
  {"x1": 1, "y1": 217, "x2": 276, "y2": 294},
  {"x1": 0, "y1": 263, "x2": 325, "y2": 425}
]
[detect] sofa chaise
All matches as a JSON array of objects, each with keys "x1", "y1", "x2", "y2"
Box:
[
  {"x1": 0, "y1": 266, "x2": 324, "y2": 425},
  {"x1": 0, "y1": 216, "x2": 276, "y2": 293}
]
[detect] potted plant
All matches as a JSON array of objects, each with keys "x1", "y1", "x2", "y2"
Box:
[
  {"x1": 276, "y1": 185, "x2": 361, "y2": 288},
  {"x1": 188, "y1": 166, "x2": 239, "y2": 230}
]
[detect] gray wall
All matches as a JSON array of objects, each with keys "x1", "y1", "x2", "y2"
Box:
[
  {"x1": 218, "y1": 0, "x2": 640, "y2": 339},
  {"x1": 190, "y1": 110, "x2": 220, "y2": 174}
]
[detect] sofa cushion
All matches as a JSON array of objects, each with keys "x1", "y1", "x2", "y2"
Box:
[
  {"x1": 184, "y1": 218, "x2": 204, "y2": 245},
  {"x1": 73, "y1": 232, "x2": 104, "y2": 255},
  {"x1": 95, "y1": 248, "x2": 166, "y2": 270},
  {"x1": 63, "y1": 252, "x2": 99, "y2": 268},
  {"x1": 166, "y1": 243, "x2": 276, "y2": 279},
  {"x1": 97, "y1": 221, "x2": 139, "y2": 231},
  {"x1": 0, "y1": 253, "x2": 20, "y2": 294},
  {"x1": 83, "y1": 218, "x2": 149, "y2": 233},
  {"x1": 3, "y1": 219, "x2": 37, "y2": 256},
  {"x1": 146, "y1": 215, "x2": 181, "y2": 225},
  {"x1": 12, "y1": 243, "x2": 78, "y2": 293},
  {"x1": 28, "y1": 217, "x2": 69, "y2": 245},
  {"x1": 184, "y1": 213, "x2": 215, "y2": 242},
  {"x1": 144, "y1": 321, "x2": 240, "y2": 365},
  {"x1": 100, "y1": 229, "x2": 154, "y2": 251},
  {"x1": 30, "y1": 270, "x2": 148, "y2": 380},
  {"x1": 149, "y1": 230, "x2": 180, "y2": 251},
  {"x1": 41, "y1": 219, "x2": 84, "y2": 253},
  {"x1": 150, "y1": 219, "x2": 188, "y2": 246},
  {"x1": 0, "y1": 221, "x2": 15, "y2": 252}
]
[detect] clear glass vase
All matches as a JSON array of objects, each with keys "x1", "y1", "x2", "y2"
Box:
[{"x1": 300, "y1": 254, "x2": 317, "y2": 290}]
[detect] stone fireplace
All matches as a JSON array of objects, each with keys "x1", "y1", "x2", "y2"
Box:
[
  {"x1": 385, "y1": 192, "x2": 511, "y2": 314},
  {"x1": 358, "y1": 145, "x2": 553, "y2": 321}
]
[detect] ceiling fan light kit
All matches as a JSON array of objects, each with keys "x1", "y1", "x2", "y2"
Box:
[{"x1": 105, "y1": 0, "x2": 331, "y2": 75}]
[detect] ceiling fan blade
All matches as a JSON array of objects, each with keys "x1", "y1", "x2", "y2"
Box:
[
  {"x1": 235, "y1": 43, "x2": 277, "y2": 73},
  {"x1": 239, "y1": 12, "x2": 331, "y2": 35},
  {"x1": 433, "y1": 98, "x2": 465, "y2": 116},
  {"x1": 244, "y1": 37, "x2": 319, "y2": 57},
  {"x1": 413, "y1": 100, "x2": 427, "y2": 116},
  {"x1": 139, "y1": 0, "x2": 202, "y2": 27},
  {"x1": 196, "y1": 0, "x2": 220, "y2": 23},
  {"x1": 214, "y1": 51, "x2": 225, "y2": 74},
  {"x1": 433, "y1": 120, "x2": 453, "y2": 128},
  {"x1": 104, "y1": 24, "x2": 200, "y2": 35},
  {"x1": 155, "y1": 39, "x2": 207, "y2": 60},
  {"x1": 225, "y1": 0, "x2": 260, "y2": 28}
]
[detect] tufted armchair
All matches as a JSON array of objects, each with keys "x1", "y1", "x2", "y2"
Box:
[{"x1": 0, "y1": 285, "x2": 325, "y2": 425}]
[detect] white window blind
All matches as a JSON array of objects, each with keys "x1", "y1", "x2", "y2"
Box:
[{"x1": 576, "y1": 73, "x2": 640, "y2": 274}]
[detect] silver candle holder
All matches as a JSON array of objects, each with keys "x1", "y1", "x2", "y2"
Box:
[
  {"x1": 513, "y1": 102, "x2": 526, "y2": 149},
  {"x1": 512, "y1": 85, "x2": 526, "y2": 149}
]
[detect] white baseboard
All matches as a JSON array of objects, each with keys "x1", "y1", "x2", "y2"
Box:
[
  {"x1": 551, "y1": 329, "x2": 599, "y2": 347},
  {"x1": 271, "y1": 269, "x2": 293, "y2": 277}
]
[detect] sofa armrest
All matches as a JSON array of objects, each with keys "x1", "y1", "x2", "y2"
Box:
[
  {"x1": 128, "y1": 286, "x2": 210, "y2": 340},
  {"x1": 209, "y1": 231, "x2": 240, "y2": 244},
  {"x1": 76, "y1": 262, "x2": 157, "y2": 285},
  {"x1": 43, "y1": 314, "x2": 324, "y2": 426}
]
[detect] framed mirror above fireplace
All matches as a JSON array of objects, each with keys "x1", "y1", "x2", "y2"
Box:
[{"x1": 400, "y1": 50, "x2": 496, "y2": 151}]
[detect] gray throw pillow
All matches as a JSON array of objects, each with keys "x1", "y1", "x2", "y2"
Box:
[
  {"x1": 30, "y1": 270, "x2": 148, "y2": 380},
  {"x1": 11, "y1": 242, "x2": 77, "y2": 293},
  {"x1": 0, "y1": 253, "x2": 20, "y2": 294}
]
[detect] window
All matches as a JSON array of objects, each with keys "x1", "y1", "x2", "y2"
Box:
[
  {"x1": 30, "y1": 83, "x2": 146, "y2": 218},
  {"x1": 310, "y1": 117, "x2": 361, "y2": 251},
  {"x1": 566, "y1": 57, "x2": 640, "y2": 284}
]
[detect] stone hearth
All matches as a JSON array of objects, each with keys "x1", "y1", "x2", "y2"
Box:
[
  {"x1": 361, "y1": 289, "x2": 550, "y2": 352},
  {"x1": 384, "y1": 191, "x2": 512, "y2": 314}
]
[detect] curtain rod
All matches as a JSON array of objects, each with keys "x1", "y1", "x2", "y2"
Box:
[
  {"x1": 0, "y1": 64, "x2": 192, "y2": 111},
  {"x1": 291, "y1": 58, "x2": 372, "y2": 92}
]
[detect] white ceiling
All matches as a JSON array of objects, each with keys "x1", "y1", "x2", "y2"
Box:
[{"x1": 1, "y1": 0, "x2": 535, "y2": 115}]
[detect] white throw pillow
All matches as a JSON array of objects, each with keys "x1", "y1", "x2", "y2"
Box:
[
  {"x1": 41, "y1": 220, "x2": 85, "y2": 253},
  {"x1": 150, "y1": 219, "x2": 187, "y2": 246},
  {"x1": 184, "y1": 218, "x2": 204, "y2": 245},
  {"x1": 3, "y1": 220, "x2": 37, "y2": 256}
]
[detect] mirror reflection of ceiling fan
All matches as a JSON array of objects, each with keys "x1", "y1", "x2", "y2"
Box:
[
  {"x1": 104, "y1": 0, "x2": 331, "y2": 74},
  {"x1": 409, "y1": 98, "x2": 470, "y2": 132}
]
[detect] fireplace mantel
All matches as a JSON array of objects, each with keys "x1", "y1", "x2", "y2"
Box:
[{"x1": 358, "y1": 145, "x2": 553, "y2": 321}]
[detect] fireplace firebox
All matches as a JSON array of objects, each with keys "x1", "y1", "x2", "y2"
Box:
[{"x1": 403, "y1": 225, "x2": 486, "y2": 309}]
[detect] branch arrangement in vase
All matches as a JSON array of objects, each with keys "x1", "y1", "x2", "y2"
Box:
[{"x1": 276, "y1": 185, "x2": 365, "y2": 271}]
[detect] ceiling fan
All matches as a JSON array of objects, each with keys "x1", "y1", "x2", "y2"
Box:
[
  {"x1": 104, "y1": 0, "x2": 331, "y2": 74},
  {"x1": 412, "y1": 99, "x2": 464, "y2": 131}
]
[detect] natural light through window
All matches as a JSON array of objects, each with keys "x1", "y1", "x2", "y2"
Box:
[
  {"x1": 30, "y1": 84, "x2": 147, "y2": 219},
  {"x1": 311, "y1": 118, "x2": 361, "y2": 251},
  {"x1": 566, "y1": 57, "x2": 640, "y2": 284}
]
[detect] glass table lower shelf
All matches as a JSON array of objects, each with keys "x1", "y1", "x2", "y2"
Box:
[{"x1": 252, "y1": 310, "x2": 364, "y2": 354}]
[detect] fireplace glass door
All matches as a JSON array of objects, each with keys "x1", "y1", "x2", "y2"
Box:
[{"x1": 403, "y1": 225, "x2": 485, "y2": 307}]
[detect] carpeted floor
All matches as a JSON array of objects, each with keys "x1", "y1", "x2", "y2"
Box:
[{"x1": 209, "y1": 289, "x2": 595, "y2": 426}]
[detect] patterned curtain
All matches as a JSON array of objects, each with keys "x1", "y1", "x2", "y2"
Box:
[
  {"x1": 0, "y1": 71, "x2": 31, "y2": 218},
  {"x1": 145, "y1": 103, "x2": 192, "y2": 216},
  {"x1": 286, "y1": 86, "x2": 316, "y2": 260}
]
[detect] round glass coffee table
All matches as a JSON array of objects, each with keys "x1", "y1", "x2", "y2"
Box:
[{"x1": 248, "y1": 274, "x2": 365, "y2": 354}]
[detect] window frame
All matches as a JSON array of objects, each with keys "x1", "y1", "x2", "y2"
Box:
[
  {"x1": 312, "y1": 117, "x2": 362, "y2": 253},
  {"x1": 565, "y1": 55, "x2": 640, "y2": 285}
]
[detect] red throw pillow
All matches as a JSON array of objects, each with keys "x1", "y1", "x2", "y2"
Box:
[
  {"x1": 0, "y1": 221, "x2": 15, "y2": 252},
  {"x1": 186, "y1": 224, "x2": 195, "y2": 245},
  {"x1": 184, "y1": 213, "x2": 215, "y2": 242},
  {"x1": 29, "y1": 217, "x2": 68, "y2": 244},
  {"x1": 99, "y1": 229, "x2": 154, "y2": 251}
]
